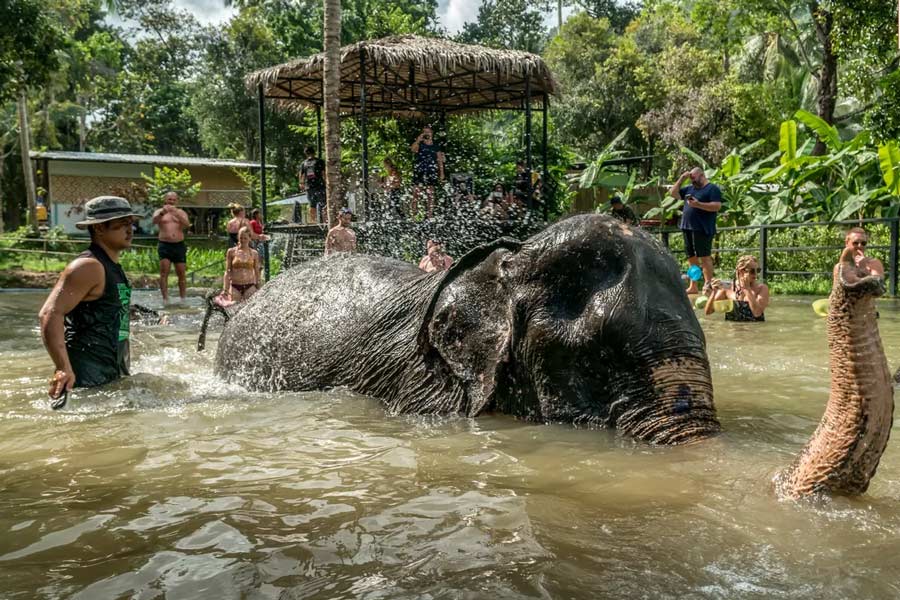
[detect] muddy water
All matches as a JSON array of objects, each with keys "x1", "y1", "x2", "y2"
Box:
[{"x1": 1, "y1": 291, "x2": 899, "y2": 599}]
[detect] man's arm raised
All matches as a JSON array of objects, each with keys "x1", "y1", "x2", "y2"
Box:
[{"x1": 38, "y1": 258, "x2": 105, "y2": 396}]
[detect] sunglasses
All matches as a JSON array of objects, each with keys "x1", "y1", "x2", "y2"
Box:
[
  {"x1": 742, "y1": 267, "x2": 761, "y2": 274},
  {"x1": 851, "y1": 240, "x2": 867, "y2": 247}
]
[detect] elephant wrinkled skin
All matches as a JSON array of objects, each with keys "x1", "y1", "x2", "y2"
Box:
[{"x1": 216, "y1": 215, "x2": 720, "y2": 444}]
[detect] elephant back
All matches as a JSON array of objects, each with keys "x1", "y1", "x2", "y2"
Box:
[{"x1": 216, "y1": 254, "x2": 438, "y2": 391}]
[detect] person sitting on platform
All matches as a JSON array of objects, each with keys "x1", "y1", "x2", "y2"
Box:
[
  {"x1": 481, "y1": 183, "x2": 509, "y2": 220},
  {"x1": 325, "y1": 207, "x2": 358, "y2": 256},
  {"x1": 381, "y1": 157, "x2": 403, "y2": 219},
  {"x1": 705, "y1": 254, "x2": 769, "y2": 321},
  {"x1": 224, "y1": 226, "x2": 261, "y2": 302},
  {"x1": 418, "y1": 239, "x2": 453, "y2": 273},
  {"x1": 610, "y1": 196, "x2": 639, "y2": 226}
]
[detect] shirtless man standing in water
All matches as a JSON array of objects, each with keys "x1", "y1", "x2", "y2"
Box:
[
  {"x1": 153, "y1": 191, "x2": 190, "y2": 303},
  {"x1": 325, "y1": 207, "x2": 357, "y2": 256},
  {"x1": 836, "y1": 227, "x2": 884, "y2": 279}
]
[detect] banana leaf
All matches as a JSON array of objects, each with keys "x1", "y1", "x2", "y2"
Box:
[
  {"x1": 878, "y1": 141, "x2": 900, "y2": 197},
  {"x1": 779, "y1": 120, "x2": 798, "y2": 165},
  {"x1": 794, "y1": 109, "x2": 842, "y2": 152}
]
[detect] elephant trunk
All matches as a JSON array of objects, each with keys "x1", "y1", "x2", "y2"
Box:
[
  {"x1": 776, "y1": 268, "x2": 894, "y2": 498},
  {"x1": 614, "y1": 356, "x2": 720, "y2": 444}
]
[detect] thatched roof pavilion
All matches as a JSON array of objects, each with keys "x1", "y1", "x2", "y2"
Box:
[
  {"x1": 247, "y1": 36, "x2": 559, "y2": 277},
  {"x1": 246, "y1": 35, "x2": 558, "y2": 116}
]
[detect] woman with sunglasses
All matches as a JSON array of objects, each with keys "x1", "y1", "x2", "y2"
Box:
[{"x1": 705, "y1": 254, "x2": 769, "y2": 321}]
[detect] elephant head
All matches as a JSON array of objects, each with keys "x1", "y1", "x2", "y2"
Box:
[{"x1": 421, "y1": 214, "x2": 720, "y2": 444}]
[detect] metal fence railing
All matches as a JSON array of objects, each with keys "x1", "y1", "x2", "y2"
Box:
[{"x1": 653, "y1": 217, "x2": 900, "y2": 296}]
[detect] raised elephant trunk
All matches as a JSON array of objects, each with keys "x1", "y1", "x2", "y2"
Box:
[
  {"x1": 614, "y1": 356, "x2": 720, "y2": 445},
  {"x1": 776, "y1": 260, "x2": 894, "y2": 498}
]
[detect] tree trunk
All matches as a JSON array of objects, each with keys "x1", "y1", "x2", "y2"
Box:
[
  {"x1": 810, "y1": 2, "x2": 837, "y2": 156},
  {"x1": 323, "y1": 0, "x2": 342, "y2": 226},
  {"x1": 78, "y1": 93, "x2": 87, "y2": 153},
  {"x1": 17, "y1": 90, "x2": 37, "y2": 232}
]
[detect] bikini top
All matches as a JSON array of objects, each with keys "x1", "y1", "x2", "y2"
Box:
[{"x1": 231, "y1": 252, "x2": 255, "y2": 270}]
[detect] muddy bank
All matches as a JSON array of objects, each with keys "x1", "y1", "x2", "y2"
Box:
[{"x1": 0, "y1": 269, "x2": 160, "y2": 290}]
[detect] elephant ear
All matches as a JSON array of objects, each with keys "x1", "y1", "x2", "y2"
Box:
[{"x1": 419, "y1": 238, "x2": 522, "y2": 417}]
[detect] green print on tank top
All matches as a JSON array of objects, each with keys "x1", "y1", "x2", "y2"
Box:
[{"x1": 118, "y1": 283, "x2": 132, "y2": 341}]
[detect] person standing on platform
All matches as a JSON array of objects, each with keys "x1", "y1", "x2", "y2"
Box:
[
  {"x1": 411, "y1": 125, "x2": 444, "y2": 219},
  {"x1": 39, "y1": 197, "x2": 139, "y2": 404},
  {"x1": 299, "y1": 146, "x2": 326, "y2": 224},
  {"x1": 152, "y1": 191, "x2": 190, "y2": 303}
]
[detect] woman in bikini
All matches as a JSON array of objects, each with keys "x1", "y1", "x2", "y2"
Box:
[
  {"x1": 705, "y1": 254, "x2": 769, "y2": 321},
  {"x1": 225, "y1": 204, "x2": 250, "y2": 248},
  {"x1": 224, "y1": 226, "x2": 261, "y2": 302}
]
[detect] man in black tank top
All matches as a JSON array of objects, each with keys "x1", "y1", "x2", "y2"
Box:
[{"x1": 39, "y1": 197, "x2": 140, "y2": 398}]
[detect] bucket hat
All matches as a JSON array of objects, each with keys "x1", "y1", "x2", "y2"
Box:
[{"x1": 75, "y1": 196, "x2": 141, "y2": 229}]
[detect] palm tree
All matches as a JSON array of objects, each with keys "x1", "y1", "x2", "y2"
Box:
[{"x1": 323, "y1": 0, "x2": 342, "y2": 225}]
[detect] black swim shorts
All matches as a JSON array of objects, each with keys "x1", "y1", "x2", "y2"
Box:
[
  {"x1": 682, "y1": 230, "x2": 713, "y2": 258},
  {"x1": 308, "y1": 187, "x2": 326, "y2": 208},
  {"x1": 157, "y1": 240, "x2": 187, "y2": 264}
]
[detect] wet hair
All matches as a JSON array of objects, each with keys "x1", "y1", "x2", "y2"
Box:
[
  {"x1": 237, "y1": 225, "x2": 252, "y2": 245},
  {"x1": 845, "y1": 226, "x2": 867, "y2": 239},
  {"x1": 305, "y1": 145, "x2": 315, "y2": 155},
  {"x1": 230, "y1": 204, "x2": 245, "y2": 217}
]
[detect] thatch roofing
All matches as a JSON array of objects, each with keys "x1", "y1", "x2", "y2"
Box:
[{"x1": 246, "y1": 35, "x2": 558, "y2": 116}]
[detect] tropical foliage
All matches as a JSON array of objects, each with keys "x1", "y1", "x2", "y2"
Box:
[{"x1": 0, "y1": 0, "x2": 897, "y2": 231}]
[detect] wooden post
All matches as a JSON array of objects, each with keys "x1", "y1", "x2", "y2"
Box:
[
  {"x1": 541, "y1": 94, "x2": 549, "y2": 220},
  {"x1": 316, "y1": 105, "x2": 322, "y2": 157},
  {"x1": 360, "y1": 48, "x2": 369, "y2": 218},
  {"x1": 524, "y1": 73, "x2": 533, "y2": 211},
  {"x1": 759, "y1": 225, "x2": 768, "y2": 281},
  {"x1": 257, "y1": 83, "x2": 269, "y2": 281}
]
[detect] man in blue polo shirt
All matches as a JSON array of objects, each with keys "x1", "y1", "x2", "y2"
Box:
[{"x1": 669, "y1": 167, "x2": 723, "y2": 295}]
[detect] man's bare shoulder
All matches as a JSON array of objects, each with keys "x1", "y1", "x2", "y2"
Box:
[
  {"x1": 65, "y1": 256, "x2": 104, "y2": 277},
  {"x1": 55, "y1": 256, "x2": 105, "y2": 293}
]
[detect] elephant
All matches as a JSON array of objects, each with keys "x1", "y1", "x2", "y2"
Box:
[
  {"x1": 214, "y1": 215, "x2": 896, "y2": 498},
  {"x1": 215, "y1": 214, "x2": 721, "y2": 444},
  {"x1": 775, "y1": 248, "x2": 894, "y2": 498}
]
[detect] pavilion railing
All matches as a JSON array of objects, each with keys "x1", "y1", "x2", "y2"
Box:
[{"x1": 652, "y1": 217, "x2": 900, "y2": 296}]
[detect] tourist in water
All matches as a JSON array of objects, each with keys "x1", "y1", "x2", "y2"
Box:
[
  {"x1": 224, "y1": 226, "x2": 261, "y2": 302},
  {"x1": 418, "y1": 239, "x2": 454, "y2": 273},
  {"x1": 299, "y1": 145, "x2": 326, "y2": 223},
  {"x1": 705, "y1": 254, "x2": 769, "y2": 321},
  {"x1": 152, "y1": 191, "x2": 191, "y2": 304},
  {"x1": 39, "y1": 197, "x2": 139, "y2": 401},
  {"x1": 410, "y1": 125, "x2": 444, "y2": 219},
  {"x1": 226, "y1": 204, "x2": 250, "y2": 248},
  {"x1": 610, "y1": 196, "x2": 639, "y2": 226},
  {"x1": 381, "y1": 157, "x2": 403, "y2": 219},
  {"x1": 670, "y1": 166, "x2": 722, "y2": 295},
  {"x1": 839, "y1": 227, "x2": 884, "y2": 278},
  {"x1": 325, "y1": 207, "x2": 358, "y2": 256}
]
